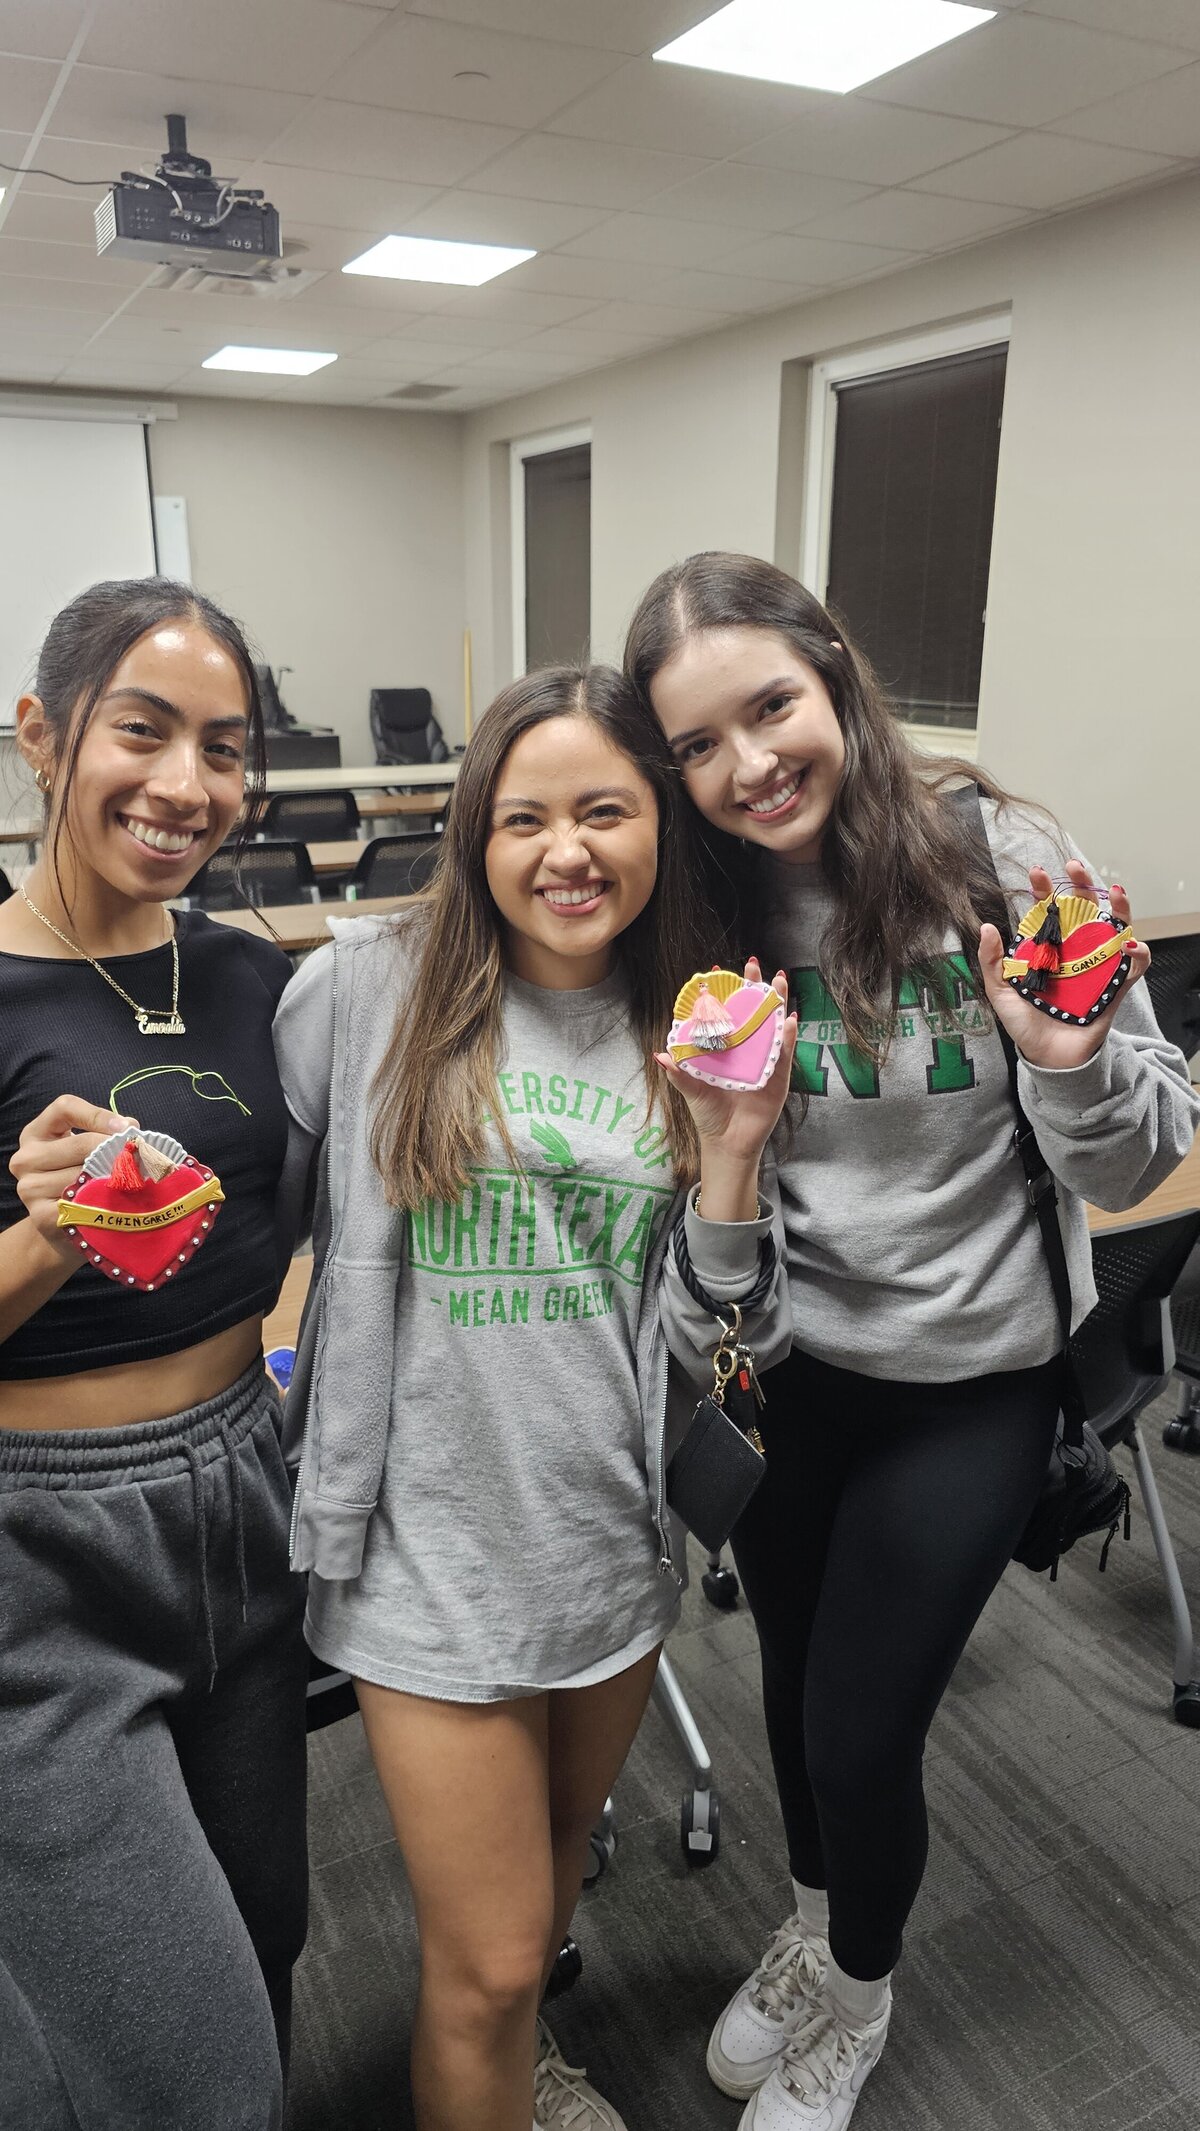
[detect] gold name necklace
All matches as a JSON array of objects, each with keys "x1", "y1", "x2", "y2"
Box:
[{"x1": 19, "y1": 886, "x2": 185, "y2": 1037}]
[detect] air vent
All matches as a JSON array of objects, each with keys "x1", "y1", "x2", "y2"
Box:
[
  {"x1": 387, "y1": 381, "x2": 457, "y2": 401},
  {"x1": 147, "y1": 262, "x2": 322, "y2": 300}
]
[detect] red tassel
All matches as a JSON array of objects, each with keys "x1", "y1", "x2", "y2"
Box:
[
  {"x1": 109, "y1": 1139, "x2": 144, "y2": 1194},
  {"x1": 1025, "y1": 940, "x2": 1061, "y2": 972}
]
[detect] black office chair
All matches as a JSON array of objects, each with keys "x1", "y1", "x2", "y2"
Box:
[
  {"x1": 369, "y1": 688, "x2": 454, "y2": 767},
  {"x1": 256, "y1": 790, "x2": 361, "y2": 844},
  {"x1": 0, "y1": 867, "x2": 11, "y2": 905},
  {"x1": 1144, "y1": 932, "x2": 1200, "y2": 1066},
  {"x1": 188, "y1": 841, "x2": 320, "y2": 910},
  {"x1": 347, "y1": 833, "x2": 441, "y2": 900},
  {"x1": 1068, "y1": 1210, "x2": 1200, "y2": 1725},
  {"x1": 1163, "y1": 1241, "x2": 1200, "y2": 1456}
]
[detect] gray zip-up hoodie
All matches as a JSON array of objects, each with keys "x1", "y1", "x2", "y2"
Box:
[{"x1": 272, "y1": 914, "x2": 791, "y2": 1583}]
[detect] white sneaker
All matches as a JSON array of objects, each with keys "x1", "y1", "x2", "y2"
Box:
[
  {"x1": 737, "y1": 1997, "x2": 890, "y2": 2131},
  {"x1": 706, "y1": 1913, "x2": 829, "y2": 2098},
  {"x1": 534, "y1": 2017, "x2": 628, "y2": 2129}
]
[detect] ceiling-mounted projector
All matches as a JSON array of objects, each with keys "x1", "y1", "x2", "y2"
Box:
[{"x1": 95, "y1": 114, "x2": 281, "y2": 278}]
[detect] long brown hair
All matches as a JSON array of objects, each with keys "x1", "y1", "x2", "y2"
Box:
[
  {"x1": 370, "y1": 664, "x2": 726, "y2": 1207},
  {"x1": 624, "y1": 551, "x2": 1025, "y2": 1061}
]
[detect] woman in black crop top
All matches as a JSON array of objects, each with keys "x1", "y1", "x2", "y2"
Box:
[{"x1": 0, "y1": 581, "x2": 307, "y2": 2131}]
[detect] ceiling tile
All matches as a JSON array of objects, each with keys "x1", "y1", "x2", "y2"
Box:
[
  {"x1": 0, "y1": 1, "x2": 90, "y2": 61},
  {"x1": 737, "y1": 102, "x2": 1016, "y2": 187},
  {"x1": 911, "y1": 130, "x2": 1181, "y2": 209},
  {"x1": 425, "y1": 282, "x2": 602, "y2": 327},
  {"x1": 401, "y1": 190, "x2": 607, "y2": 248},
  {"x1": 279, "y1": 269, "x2": 434, "y2": 315},
  {"x1": 78, "y1": 0, "x2": 384, "y2": 96},
  {"x1": 353, "y1": 333, "x2": 493, "y2": 367},
  {"x1": 0, "y1": 271, "x2": 116, "y2": 311},
  {"x1": 645, "y1": 161, "x2": 875, "y2": 230},
  {"x1": 714, "y1": 232, "x2": 917, "y2": 284},
  {"x1": 544, "y1": 56, "x2": 821, "y2": 159},
  {"x1": 1026, "y1": 2, "x2": 1200, "y2": 53},
  {"x1": 463, "y1": 132, "x2": 711, "y2": 211},
  {"x1": 405, "y1": 1, "x2": 704, "y2": 58},
  {"x1": 578, "y1": 297, "x2": 731, "y2": 337},
  {"x1": 0, "y1": 55, "x2": 60, "y2": 132},
  {"x1": 267, "y1": 99, "x2": 518, "y2": 185},
  {"x1": 12, "y1": 133, "x2": 147, "y2": 196},
  {"x1": 557, "y1": 211, "x2": 751, "y2": 267},
  {"x1": 331, "y1": 12, "x2": 624, "y2": 129},
  {"x1": 0, "y1": 233, "x2": 150, "y2": 284},
  {"x1": 796, "y1": 189, "x2": 1028, "y2": 250},
  {"x1": 55, "y1": 356, "x2": 193, "y2": 388},
  {"x1": 514, "y1": 321, "x2": 663, "y2": 360},
  {"x1": 494, "y1": 251, "x2": 678, "y2": 302},
  {"x1": 0, "y1": 356, "x2": 74, "y2": 382},
  {"x1": 247, "y1": 165, "x2": 439, "y2": 233},
  {"x1": 651, "y1": 265, "x2": 817, "y2": 312},
  {"x1": 48, "y1": 69, "x2": 310, "y2": 166},
  {"x1": 390, "y1": 310, "x2": 539, "y2": 347},
  {"x1": 858, "y1": 12, "x2": 1187, "y2": 130},
  {"x1": 1053, "y1": 60, "x2": 1200, "y2": 156},
  {"x1": 1, "y1": 188, "x2": 102, "y2": 242}
]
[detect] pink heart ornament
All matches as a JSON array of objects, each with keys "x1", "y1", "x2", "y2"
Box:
[{"x1": 668, "y1": 979, "x2": 785, "y2": 1093}]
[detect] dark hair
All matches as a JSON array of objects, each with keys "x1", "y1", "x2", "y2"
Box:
[
  {"x1": 28, "y1": 577, "x2": 267, "y2": 896},
  {"x1": 370, "y1": 663, "x2": 727, "y2": 1205},
  {"x1": 624, "y1": 550, "x2": 1021, "y2": 1061}
]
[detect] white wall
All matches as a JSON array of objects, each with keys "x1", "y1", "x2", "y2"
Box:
[
  {"x1": 463, "y1": 171, "x2": 1200, "y2": 915},
  {"x1": 150, "y1": 397, "x2": 466, "y2": 763}
]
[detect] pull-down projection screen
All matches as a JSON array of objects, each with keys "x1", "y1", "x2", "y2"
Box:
[{"x1": 0, "y1": 414, "x2": 158, "y2": 726}]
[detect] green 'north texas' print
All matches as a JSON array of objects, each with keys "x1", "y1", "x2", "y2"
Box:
[
  {"x1": 790, "y1": 954, "x2": 984, "y2": 1099},
  {"x1": 406, "y1": 1064, "x2": 675, "y2": 1332}
]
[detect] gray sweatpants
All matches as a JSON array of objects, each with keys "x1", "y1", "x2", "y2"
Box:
[{"x1": 0, "y1": 1364, "x2": 309, "y2": 2131}]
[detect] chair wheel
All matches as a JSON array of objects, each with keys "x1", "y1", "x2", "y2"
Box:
[
  {"x1": 1173, "y1": 1680, "x2": 1200, "y2": 1727},
  {"x1": 582, "y1": 1816, "x2": 617, "y2": 1886},
  {"x1": 701, "y1": 1566, "x2": 741, "y2": 1610},
  {"x1": 681, "y1": 1786, "x2": 720, "y2": 1868},
  {"x1": 544, "y1": 1938, "x2": 582, "y2": 2000},
  {"x1": 1163, "y1": 1416, "x2": 1200, "y2": 1454}
]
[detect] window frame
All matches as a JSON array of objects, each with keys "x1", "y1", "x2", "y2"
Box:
[
  {"x1": 798, "y1": 312, "x2": 1012, "y2": 609},
  {"x1": 509, "y1": 422, "x2": 592, "y2": 679}
]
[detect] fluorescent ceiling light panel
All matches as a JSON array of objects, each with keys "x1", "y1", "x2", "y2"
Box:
[
  {"x1": 654, "y1": 0, "x2": 995, "y2": 95},
  {"x1": 202, "y1": 346, "x2": 337, "y2": 376},
  {"x1": 342, "y1": 235, "x2": 535, "y2": 286}
]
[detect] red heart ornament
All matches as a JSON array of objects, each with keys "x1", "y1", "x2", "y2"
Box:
[
  {"x1": 1004, "y1": 891, "x2": 1133, "y2": 1028},
  {"x1": 667, "y1": 969, "x2": 785, "y2": 1092},
  {"x1": 57, "y1": 1130, "x2": 225, "y2": 1293}
]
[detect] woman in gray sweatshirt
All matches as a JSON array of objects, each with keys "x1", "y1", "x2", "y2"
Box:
[
  {"x1": 626, "y1": 550, "x2": 1200, "y2": 2131},
  {"x1": 273, "y1": 663, "x2": 796, "y2": 2131}
]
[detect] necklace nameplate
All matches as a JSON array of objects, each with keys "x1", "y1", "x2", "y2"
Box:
[{"x1": 136, "y1": 1011, "x2": 186, "y2": 1037}]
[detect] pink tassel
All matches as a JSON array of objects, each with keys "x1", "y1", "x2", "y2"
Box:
[{"x1": 685, "y1": 983, "x2": 735, "y2": 1051}]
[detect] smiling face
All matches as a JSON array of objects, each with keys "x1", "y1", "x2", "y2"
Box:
[
  {"x1": 650, "y1": 624, "x2": 846, "y2": 864},
  {"x1": 484, "y1": 714, "x2": 660, "y2": 990},
  {"x1": 29, "y1": 620, "x2": 250, "y2": 906}
]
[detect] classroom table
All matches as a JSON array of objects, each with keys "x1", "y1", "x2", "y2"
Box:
[
  {"x1": 210, "y1": 893, "x2": 413, "y2": 952},
  {"x1": 263, "y1": 762, "x2": 460, "y2": 795},
  {"x1": 306, "y1": 840, "x2": 363, "y2": 877},
  {"x1": 357, "y1": 790, "x2": 451, "y2": 820}
]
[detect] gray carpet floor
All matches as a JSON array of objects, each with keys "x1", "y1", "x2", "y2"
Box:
[{"x1": 286, "y1": 1384, "x2": 1200, "y2": 2131}]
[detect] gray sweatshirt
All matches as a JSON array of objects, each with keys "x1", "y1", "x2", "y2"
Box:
[
  {"x1": 764, "y1": 797, "x2": 1199, "y2": 1382},
  {"x1": 272, "y1": 914, "x2": 792, "y2": 1587}
]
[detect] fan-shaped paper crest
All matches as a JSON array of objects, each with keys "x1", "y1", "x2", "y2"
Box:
[
  {"x1": 672, "y1": 967, "x2": 742, "y2": 1022},
  {"x1": 1017, "y1": 891, "x2": 1099, "y2": 941}
]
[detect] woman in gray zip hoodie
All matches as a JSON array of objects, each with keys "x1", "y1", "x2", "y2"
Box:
[{"x1": 273, "y1": 664, "x2": 795, "y2": 2131}]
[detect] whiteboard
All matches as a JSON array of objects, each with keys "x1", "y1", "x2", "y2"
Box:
[{"x1": 0, "y1": 416, "x2": 157, "y2": 727}]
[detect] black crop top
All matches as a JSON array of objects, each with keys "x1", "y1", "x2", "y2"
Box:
[{"x1": 0, "y1": 913, "x2": 292, "y2": 1379}]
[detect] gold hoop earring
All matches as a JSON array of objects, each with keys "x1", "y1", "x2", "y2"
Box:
[{"x1": 34, "y1": 768, "x2": 52, "y2": 795}]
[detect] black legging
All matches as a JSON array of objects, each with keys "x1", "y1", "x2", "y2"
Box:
[{"x1": 730, "y1": 1344, "x2": 1061, "y2": 1982}]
